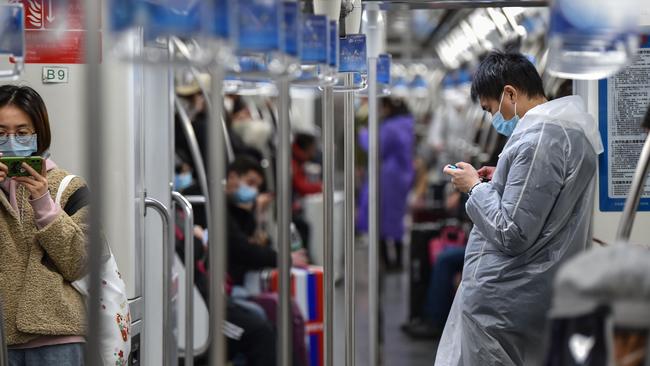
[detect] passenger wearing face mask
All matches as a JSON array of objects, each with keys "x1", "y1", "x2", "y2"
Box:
[
  {"x1": 437, "y1": 52, "x2": 602, "y2": 366},
  {"x1": 0, "y1": 85, "x2": 89, "y2": 365},
  {"x1": 199, "y1": 156, "x2": 308, "y2": 285}
]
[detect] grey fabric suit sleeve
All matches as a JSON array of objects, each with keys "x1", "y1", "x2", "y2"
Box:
[{"x1": 465, "y1": 129, "x2": 566, "y2": 256}]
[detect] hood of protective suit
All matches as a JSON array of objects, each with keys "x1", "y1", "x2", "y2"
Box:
[{"x1": 514, "y1": 95, "x2": 604, "y2": 154}]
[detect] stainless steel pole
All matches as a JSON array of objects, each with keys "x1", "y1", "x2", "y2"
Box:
[
  {"x1": 174, "y1": 96, "x2": 213, "y2": 228},
  {"x1": 144, "y1": 197, "x2": 174, "y2": 366},
  {"x1": 277, "y1": 77, "x2": 293, "y2": 366},
  {"x1": 322, "y1": 84, "x2": 335, "y2": 366},
  {"x1": 83, "y1": 0, "x2": 103, "y2": 364},
  {"x1": 208, "y1": 61, "x2": 228, "y2": 365},
  {"x1": 367, "y1": 56, "x2": 380, "y2": 366},
  {"x1": 172, "y1": 192, "x2": 195, "y2": 365},
  {"x1": 344, "y1": 73, "x2": 356, "y2": 366},
  {"x1": 616, "y1": 134, "x2": 650, "y2": 243}
]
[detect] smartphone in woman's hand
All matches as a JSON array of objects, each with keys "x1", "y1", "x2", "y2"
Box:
[{"x1": 0, "y1": 156, "x2": 43, "y2": 177}]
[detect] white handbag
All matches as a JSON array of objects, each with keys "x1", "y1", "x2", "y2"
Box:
[{"x1": 56, "y1": 175, "x2": 132, "y2": 366}]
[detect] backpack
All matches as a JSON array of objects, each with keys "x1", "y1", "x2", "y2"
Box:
[
  {"x1": 429, "y1": 226, "x2": 467, "y2": 265},
  {"x1": 56, "y1": 175, "x2": 131, "y2": 366}
]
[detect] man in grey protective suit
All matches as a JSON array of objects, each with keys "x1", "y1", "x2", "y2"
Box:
[{"x1": 435, "y1": 51, "x2": 604, "y2": 365}]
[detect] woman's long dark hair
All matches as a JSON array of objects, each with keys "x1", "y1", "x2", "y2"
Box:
[
  {"x1": 0, "y1": 85, "x2": 51, "y2": 154},
  {"x1": 381, "y1": 97, "x2": 411, "y2": 119}
]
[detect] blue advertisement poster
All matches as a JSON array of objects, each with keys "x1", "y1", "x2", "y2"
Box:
[
  {"x1": 301, "y1": 15, "x2": 327, "y2": 64},
  {"x1": 598, "y1": 35, "x2": 650, "y2": 212},
  {"x1": 339, "y1": 34, "x2": 367, "y2": 74},
  {"x1": 235, "y1": 0, "x2": 280, "y2": 52},
  {"x1": 328, "y1": 21, "x2": 338, "y2": 67},
  {"x1": 377, "y1": 54, "x2": 391, "y2": 85},
  {"x1": 0, "y1": 5, "x2": 23, "y2": 57},
  {"x1": 281, "y1": 1, "x2": 299, "y2": 57}
]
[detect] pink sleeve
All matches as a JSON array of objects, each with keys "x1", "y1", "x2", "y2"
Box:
[{"x1": 29, "y1": 191, "x2": 62, "y2": 229}]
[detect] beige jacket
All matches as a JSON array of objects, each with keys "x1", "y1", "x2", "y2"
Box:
[{"x1": 0, "y1": 168, "x2": 88, "y2": 345}]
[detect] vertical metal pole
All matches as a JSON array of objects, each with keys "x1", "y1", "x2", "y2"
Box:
[
  {"x1": 144, "y1": 198, "x2": 174, "y2": 366},
  {"x1": 172, "y1": 192, "x2": 195, "y2": 366},
  {"x1": 167, "y1": 40, "x2": 177, "y2": 366},
  {"x1": 322, "y1": 85, "x2": 335, "y2": 366},
  {"x1": 344, "y1": 73, "x2": 356, "y2": 366},
  {"x1": 277, "y1": 77, "x2": 293, "y2": 366},
  {"x1": 84, "y1": 0, "x2": 103, "y2": 364},
  {"x1": 616, "y1": 134, "x2": 650, "y2": 242},
  {"x1": 367, "y1": 56, "x2": 380, "y2": 366},
  {"x1": 208, "y1": 62, "x2": 228, "y2": 366}
]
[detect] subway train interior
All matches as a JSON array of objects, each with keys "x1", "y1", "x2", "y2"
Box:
[{"x1": 0, "y1": 0, "x2": 649, "y2": 365}]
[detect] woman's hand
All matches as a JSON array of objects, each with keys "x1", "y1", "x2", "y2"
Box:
[
  {"x1": 0, "y1": 153, "x2": 7, "y2": 183},
  {"x1": 13, "y1": 162, "x2": 48, "y2": 199},
  {"x1": 443, "y1": 162, "x2": 481, "y2": 194}
]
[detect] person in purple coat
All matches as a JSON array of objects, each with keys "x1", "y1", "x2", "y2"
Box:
[{"x1": 357, "y1": 97, "x2": 415, "y2": 270}]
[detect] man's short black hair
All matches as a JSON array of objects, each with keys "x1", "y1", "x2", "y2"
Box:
[
  {"x1": 294, "y1": 133, "x2": 316, "y2": 151},
  {"x1": 470, "y1": 51, "x2": 546, "y2": 102},
  {"x1": 227, "y1": 155, "x2": 265, "y2": 179}
]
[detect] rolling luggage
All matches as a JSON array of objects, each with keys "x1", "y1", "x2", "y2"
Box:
[
  {"x1": 245, "y1": 266, "x2": 324, "y2": 366},
  {"x1": 408, "y1": 224, "x2": 440, "y2": 322}
]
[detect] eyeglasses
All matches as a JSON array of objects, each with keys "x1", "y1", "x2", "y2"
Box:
[{"x1": 0, "y1": 129, "x2": 36, "y2": 145}]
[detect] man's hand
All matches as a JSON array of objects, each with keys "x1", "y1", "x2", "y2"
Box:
[
  {"x1": 478, "y1": 166, "x2": 496, "y2": 182},
  {"x1": 250, "y1": 230, "x2": 269, "y2": 246},
  {"x1": 443, "y1": 162, "x2": 481, "y2": 194},
  {"x1": 291, "y1": 249, "x2": 309, "y2": 268},
  {"x1": 256, "y1": 193, "x2": 273, "y2": 212}
]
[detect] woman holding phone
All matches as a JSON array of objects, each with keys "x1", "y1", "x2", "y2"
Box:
[{"x1": 0, "y1": 85, "x2": 88, "y2": 365}]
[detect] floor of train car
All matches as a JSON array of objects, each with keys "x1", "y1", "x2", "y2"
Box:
[
  {"x1": 194, "y1": 239, "x2": 438, "y2": 366},
  {"x1": 343, "y1": 239, "x2": 437, "y2": 366}
]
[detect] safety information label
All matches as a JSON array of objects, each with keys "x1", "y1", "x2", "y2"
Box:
[
  {"x1": 9, "y1": 0, "x2": 99, "y2": 64},
  {"x1": 598, "y1": 35, "x2": 650, "y2": 211}
]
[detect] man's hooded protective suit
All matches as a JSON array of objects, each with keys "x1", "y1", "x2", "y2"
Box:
[{"x1": 435, "y1": 96, "x2": 604, "y2": 366}]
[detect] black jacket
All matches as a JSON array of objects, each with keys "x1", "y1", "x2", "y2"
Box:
[{"x1": 227, "y1": 201, "x2": 277, "y2": 284}]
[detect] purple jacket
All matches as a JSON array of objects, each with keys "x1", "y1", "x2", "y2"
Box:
[{"x1": 357, "y1": 114, "x2": 415, "y2": 241}]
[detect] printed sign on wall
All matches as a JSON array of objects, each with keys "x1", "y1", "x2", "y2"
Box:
[
  {"x1": 598, "y1": 35, "x2": 650, "y2": 211},
  {"x1": 10, "y1": 0, "x2": 100, "y2": 64}
]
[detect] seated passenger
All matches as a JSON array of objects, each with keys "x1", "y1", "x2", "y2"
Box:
[
  {"x1": 182, "y1": 156, "x2": 308, "y2": 366},
  {"x1": 190, "y1": 156, "x2": 308, "y2": 287},
  {"x1": 291, "y1": 132, "x2": 322, "y2": 254},
  {"x1": 224, "y1": 156, "x2": 308, "y2": 285},
  {"x1": 0, "y1": 85, "x2": 88, "y2": 365},
  {"x1": 402, "y1": 190, "x2": 468, "y2": 339}
]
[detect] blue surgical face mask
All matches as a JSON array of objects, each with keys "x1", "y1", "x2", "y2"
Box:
[
  {"x1": 234, "y1": 183, "x2": 258, "y2": 204},
  {"x1": 174, "y1": 172, "x2": 193, "y2": 191},
  {"x1": 0, "y1": 134, "x2": 38, "y2": 157},
  {"x1": 491, "y1": 92, "x2": 519, "y2": 137}
]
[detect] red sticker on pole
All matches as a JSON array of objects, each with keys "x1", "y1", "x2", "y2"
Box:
[{"x1": 9, "y1": 0, "x2": 100, "y2": 64}]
